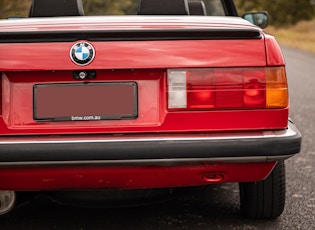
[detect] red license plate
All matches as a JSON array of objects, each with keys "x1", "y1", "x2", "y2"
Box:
[{"x1": 34, "y1": 82, "x2": 138, "y2": 121}]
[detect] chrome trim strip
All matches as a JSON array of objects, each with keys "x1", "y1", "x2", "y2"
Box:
[
  {"x1": 0, "y1": 122, "x2": 298, "y2": 145},
  {"x1": 0, "y1": 155, "x2": 294, "y2": 167}
]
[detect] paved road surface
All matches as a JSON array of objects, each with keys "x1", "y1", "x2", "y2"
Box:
[{"x1": 0, "y1": 46, "x2": 314, "y2": 230}]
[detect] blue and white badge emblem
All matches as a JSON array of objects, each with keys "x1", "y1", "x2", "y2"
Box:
[{"x1": 70, "y1": 42, "x2": 95, "y2": 66}]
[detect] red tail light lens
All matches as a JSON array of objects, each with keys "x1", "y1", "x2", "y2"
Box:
[
  {"x1": 167, "y1": 67, "x2": 288, "y2": 110},
  {"x1": 187, "y1": 69, "x2": 215, "y2": 109},
  {"x1": 243, "y1": 69, "x2": 266, "y2": 108},
  {"x1": 213, "y1": 69, "x2": 244, "y2": 109}
]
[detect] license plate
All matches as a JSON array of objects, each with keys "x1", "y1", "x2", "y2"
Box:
[{"x1": 34, "y1": 82, "x2": 138, "y2": 121}]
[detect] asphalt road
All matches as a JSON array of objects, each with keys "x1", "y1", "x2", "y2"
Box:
[{"x1": 0, "y1": 46, "x2": 314, "y2": 230}]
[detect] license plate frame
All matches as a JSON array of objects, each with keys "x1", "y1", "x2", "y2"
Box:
[{"x1": 33, "y1": 82, "x2": 138, "y2": 121}]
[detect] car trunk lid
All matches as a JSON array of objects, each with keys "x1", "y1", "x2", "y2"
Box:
[{"x1": 0, "y1": 16, "x2": 288, "y2": 135}]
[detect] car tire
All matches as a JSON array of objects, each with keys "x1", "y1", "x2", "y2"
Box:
[{"x1": 239, "y1": 160, "x2": 286, "y2": 219}]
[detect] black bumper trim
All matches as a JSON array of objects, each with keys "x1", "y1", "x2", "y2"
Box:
[{"x1": 0, "y1": 122, "x2": 301, "y2": 166}]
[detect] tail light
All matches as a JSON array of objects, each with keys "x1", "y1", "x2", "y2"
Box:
[{"x1": 167, "y1": 67, "x2": 288, "y2": 110}]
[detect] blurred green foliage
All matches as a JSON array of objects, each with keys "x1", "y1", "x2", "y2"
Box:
[
  {"x1": 235, "y1": 0, "x2": 315, "y2": 27},
  {"x1": 82, "y1": 0, "x2": 138, "y2": 15},
  {"x1": 0, "y1": 0, "x2": 139, "y2": 18},
  {"x1": 0, "y1": 0, "x2": 32, "y2": 18},
  {"x1": 0, "y1": 0, "x2": 314, "y2": 27}
]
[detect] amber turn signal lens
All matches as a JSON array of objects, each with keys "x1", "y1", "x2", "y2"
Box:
[{"x1": 266, "y1": 67, "x2": 288, "y2": 108}]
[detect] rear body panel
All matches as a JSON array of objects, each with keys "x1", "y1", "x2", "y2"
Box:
[
  {"x1": 1, "y1": 69, "x2": 288, "y2": 135},
  {"x1": 0, "y1": 16, "x2": 300, "y2": 190},
  {"x1": 0, "y1": 163, "x2": 276, "y2": 190}
]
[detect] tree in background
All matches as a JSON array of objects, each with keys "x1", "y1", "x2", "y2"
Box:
[
  {"x1": 0, "y1": 0, "x2": 139, "y2": 18},
  {"x1": 235, "y1": 0, "x2": 315, "y2": 27},
  {"x1": 0, "y1": 0, "x2": 31, "y2": 18},
  {"x1": 0, "y1": 0, "x2": 314, "y2": 26},
  {"x1": 82, "y1": 0, "x2": 138, "y2": 15}
]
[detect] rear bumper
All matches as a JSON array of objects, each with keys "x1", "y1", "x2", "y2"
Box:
[
  {"x1": 0, "y1": 121, "x2": 301, "y2": 190},
  {"x1": 0, "y1": 121, "x2": 301, "y2": 167}
]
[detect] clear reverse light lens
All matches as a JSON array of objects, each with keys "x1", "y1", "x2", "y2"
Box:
[{"x1": 167, "y1": 70, "x2": 187, "y2": 109}]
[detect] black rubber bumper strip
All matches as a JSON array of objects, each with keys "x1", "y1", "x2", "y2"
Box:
[{"x1": 0, "y1": 122, "x2": 301, "y2": 165}]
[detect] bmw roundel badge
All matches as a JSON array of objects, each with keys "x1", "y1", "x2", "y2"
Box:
[{"x1": 70, "y1": 42, "x2": 95, "y2": 66}]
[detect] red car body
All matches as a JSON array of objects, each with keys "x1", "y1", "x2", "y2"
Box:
[{"x1": 0, "y1": 1, "x2": 301, "y2": 218}]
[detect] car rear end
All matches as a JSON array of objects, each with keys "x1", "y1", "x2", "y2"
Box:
[{"x1": 0, "y1": 16, "x2": 301, "y2": 218}]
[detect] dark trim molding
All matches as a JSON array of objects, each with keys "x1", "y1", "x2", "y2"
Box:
[
  {"x1": 0, "y1": 122, "x2": 301, "y2": 165},
  {"x1": 0, "y1": 29, "x2": 262, "y2": 43}
]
